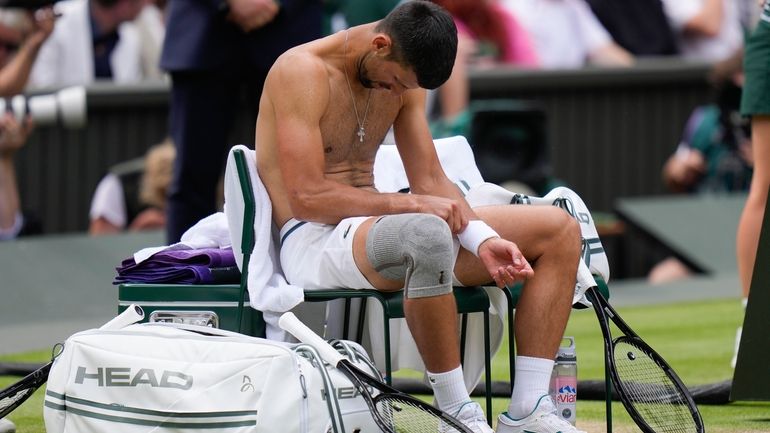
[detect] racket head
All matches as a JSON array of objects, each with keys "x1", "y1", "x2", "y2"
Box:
[
  {"x1": 338, "y1": 360, "x2": 472, "y2": 433},
  {"x1": 373, "y1": 393, "x2": 472, "y2": 433},
  {"x1": 0, "y1": 362, "x2": 51, "y2": 418},
  {"x1": 610, "y1": 336, "x2": 704, "y2": 433}
]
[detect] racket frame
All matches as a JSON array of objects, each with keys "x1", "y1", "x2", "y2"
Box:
[
  {"x1": 279, "y1": 312, "x2": 472, "y2": 433},
  {"x1": 586, "y1": 286, "x2": 704, "y2": 433}
]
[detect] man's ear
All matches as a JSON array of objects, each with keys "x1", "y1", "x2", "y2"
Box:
[{"x1": 372, "y1": 34, "x2": 393, "y2": 57}]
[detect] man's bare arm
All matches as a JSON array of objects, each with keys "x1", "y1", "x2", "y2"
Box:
[
  {"x1": 392, "y1": 89, "x2": 477, "y2": 233},
  {"x1": 268, "y1": 55, "x2": 441, "y2": 224}
]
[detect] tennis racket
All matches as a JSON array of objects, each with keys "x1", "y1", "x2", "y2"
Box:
[
  {"x1": 0, "y1": 304, "x2": 145, "y2": 418},
  {"x1": 279, "y1": 312, "x2": 473, "y2": 433},
  {"x1": 578, "y1": 263, "x2": 704, "y2": 433}
]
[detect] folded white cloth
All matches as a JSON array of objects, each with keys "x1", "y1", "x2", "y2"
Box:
[
  {"x1": 133, "y1": 212, "x2": 231, "y2": 264},
  {"x1": 373, "y1": 135, "x2": 485, "y2": 193}
]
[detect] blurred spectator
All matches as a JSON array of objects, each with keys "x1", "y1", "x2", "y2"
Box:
[
  {"x1": 161, "y1": 0, "x2": 322, "y2": 243},
  {"x1": 0, "y1": 7, "x2": 55, "y2": 94},
  {"x1": 735, "y1": 0, "x2": 770, "y2": 367},
  {"x1": 429, "y1": 0, "x2": 538, "y2": 137},
  {"x1": 501, "y1": 0, "x2": 633, "y2": 69},
  {"x1": 89, "y1": 138, "x2": 174, "y2": 235},
  {"x1": 660, "y1": 0, "x2": 743, "y2": 63},
  {"x1": 0, "y1": 7, "x2": 54, "y2": 246},
  {"x1": 662, "y1": 82, "x2": 752, "y2": 194},
  {"x1": 0, "y1": 113, "x2": 33, "y2": 241},
  {"x1": 650, "y1": 77, "x2": 751, "y2": 285},
  {"x1": 585, "y1": 0, "x2": 679, "y2": 56},
  {"x1": 134, "y1": 0, "x2": 165, "y2": 81},
  {"x1": 27, "y1": 0, "x2": 149, "y2": 89}
]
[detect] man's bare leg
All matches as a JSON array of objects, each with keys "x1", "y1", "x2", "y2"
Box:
[
  {"x1": 351, "y1": 216, "x2": 489, "y2": 425},
  {"x1": 353, "y1": 216, "x2": 462, "y2": 371},
  {"x1": 455, "y1": 205, "x2": 580, "y2": 357},
  {"x1": 455, "y1": 204, "x2": 582, "y2": 419}
]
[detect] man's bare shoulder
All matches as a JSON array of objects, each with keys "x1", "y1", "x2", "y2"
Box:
[
  {"x1": 262, "y1": 45, "x2": 336, "y2": 126},
  {"x1": 268, "y1": 47, "x2": 330, "y2": 91}
]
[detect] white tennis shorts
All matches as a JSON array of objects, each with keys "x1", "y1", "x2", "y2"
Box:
[
  {"x1": 279, "y1": 213, "x2": 470, "y2": 291},
  {"x1": 279, "y1": 216, "x2": 375, "y2": 291}
]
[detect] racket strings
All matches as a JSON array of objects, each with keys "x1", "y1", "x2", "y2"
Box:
[
  {"x1": 375, "y1": 396, "x2": 467, "y2": 433},
  {"x1": 613, "y1": 339, "x2": 698, "y2": 433}
]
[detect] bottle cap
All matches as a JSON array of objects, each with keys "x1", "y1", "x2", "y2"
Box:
[{"x1": 556, "y1": 336, "x2": 576, "y2": 361}]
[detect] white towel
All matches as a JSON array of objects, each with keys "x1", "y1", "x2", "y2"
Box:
[
  {"x1": 373, "y1": 135, "x2": 485, "y2": 193},
  {"x1": 464, "y1": 183, "x2": 611, "y2": 306},
  {"x1": 133, "y1": 212, "x2": 231, "y2": 264},
  {"x1": 223, "y1": 145, "x2": 305, "y2": 341}
]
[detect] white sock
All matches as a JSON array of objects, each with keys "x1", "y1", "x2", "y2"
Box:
[
  {"x1": 508, "y1": 356, "x2": 555, "y2": 419},
  {"x1": 427, "y1": 366, "x2": 470, "y2": 415},
  {"x1": 742, "y1": 298, "x2": 748, "y2": 310}
]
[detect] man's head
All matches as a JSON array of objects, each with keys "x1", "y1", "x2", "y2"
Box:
[{"x1": 373, "y1": 1, "x2": 457, "y2": 90}]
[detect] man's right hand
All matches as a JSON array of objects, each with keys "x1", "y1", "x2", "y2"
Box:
[
  {"x1": 226, "y1": 0, "x2": 279, "y2": 32},
  {"x1": 414, "y1": 194, "x2": 469, "y2": 234}
]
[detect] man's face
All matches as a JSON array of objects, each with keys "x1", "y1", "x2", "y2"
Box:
[{"x1": 358, "y1": 53, "x2": 419, "y2": 96}]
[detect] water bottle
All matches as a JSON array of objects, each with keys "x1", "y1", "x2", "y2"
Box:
[{"x1": 550, "y1": 337, "x2": 577, "y2": 425}]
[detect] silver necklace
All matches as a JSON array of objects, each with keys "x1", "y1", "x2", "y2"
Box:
[{"x1": 343, "y1": 30, "x2": 372, "y2": 143}]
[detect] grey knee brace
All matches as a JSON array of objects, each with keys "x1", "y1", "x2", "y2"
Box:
[{"x1": 365, "y1": 213, "x2": 454, "y2": 298}]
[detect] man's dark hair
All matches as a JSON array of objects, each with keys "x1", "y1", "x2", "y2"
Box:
[{"x1": 375, "y1": 1, "x2": 457, "y2": 90}]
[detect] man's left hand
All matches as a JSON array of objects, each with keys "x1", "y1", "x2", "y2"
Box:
[{"x1": 478, "y1": 237, "x2": 534, "y2": 288}]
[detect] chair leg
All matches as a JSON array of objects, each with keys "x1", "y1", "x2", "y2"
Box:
[
  {"x1": 383, "y1": 314, "x2": 393, "y2": 385},
  {"x1": 460, "y1": 310, "x2": 493, "y2": 426},
  {"x1": 483, "y1": 309, "x2": 492, "y2": 426},
  {"x1": 460, "y1": 313, "x2": 468, "y2": 362},
  {"x1": 356, "y1": 298, "x2": 368, "y2": 344},
  {"x1": 342, "y1": 298, "x2": 351, "y2": 339},
  {"x1": 605, "y1": 346, "x2": 613, "y2": 433},
  {"x1": 503, "y1": 288, "x2": 516, "y2": 393}
]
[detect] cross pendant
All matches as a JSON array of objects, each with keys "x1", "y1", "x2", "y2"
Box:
[{"x1": 357, "y1": 126, "x2": 365, "y2": 142}]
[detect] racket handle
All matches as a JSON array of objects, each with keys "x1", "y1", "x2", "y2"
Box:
[
  {"x1": 279, "y1": 312, "x2": 345, "y2": 366},
  {"x1": 100, "y1": 304, "x2": 145, "y2": 330}
]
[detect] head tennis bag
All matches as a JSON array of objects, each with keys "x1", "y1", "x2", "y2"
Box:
[{"x1": 44, "y1": 322, "x2": 380, "y2": 433}]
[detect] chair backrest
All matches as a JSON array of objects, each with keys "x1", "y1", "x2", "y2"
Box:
[
  {"x1": 232, "y1": 148, "x2": 256, "y2": 284},
  {"x1": 231, "y1": 148, "x2": 258, "y2": 330}
]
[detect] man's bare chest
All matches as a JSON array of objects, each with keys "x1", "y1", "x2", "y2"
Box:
[{"x1": 319, "y1": 90, "x2": 402, "y2": 163}]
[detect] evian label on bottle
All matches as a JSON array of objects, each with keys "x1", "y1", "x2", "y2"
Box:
[{"x1": 554, "y1": 376, "x2": 577, "y2": 425}]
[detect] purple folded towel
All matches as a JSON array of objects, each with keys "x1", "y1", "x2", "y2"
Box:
[{"x1": 114, "y1": 248, "x2": 239, "y2": 284}]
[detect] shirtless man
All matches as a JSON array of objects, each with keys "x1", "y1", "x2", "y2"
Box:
[{"x1": 256, "y1": 2, "x2": 585, "y2": 432}]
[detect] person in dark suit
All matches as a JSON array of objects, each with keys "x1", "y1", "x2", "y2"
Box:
[{"x1": 161, "y1": 0, "x2": 322, "y2": 243}]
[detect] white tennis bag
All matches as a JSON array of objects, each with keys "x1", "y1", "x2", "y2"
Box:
[{"x1": 44, "y1": 322, "x2": 380, "y2": 433}]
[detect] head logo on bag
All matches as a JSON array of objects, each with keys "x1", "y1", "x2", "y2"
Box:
[{"x1": 74, "y1": 366, "x2": 193, "y2": 390}]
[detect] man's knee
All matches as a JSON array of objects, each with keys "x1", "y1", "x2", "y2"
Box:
[
  {"x1": 366, "y1": 214, "x2": 454, "y2": 298},
  {"x1": 546, "y1": 208, "x2": 582, "y2": 256}
]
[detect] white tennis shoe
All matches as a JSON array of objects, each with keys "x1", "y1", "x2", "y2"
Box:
[
  {"x1": 0, "y1": 418, "x2": 15, "y2": 433},
  {"x1": 496, "y1": 395, "x2": 587, "y2": 433},
  {"x1": 443, "y1": 401, "x2": 494, "y2": 433}
]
